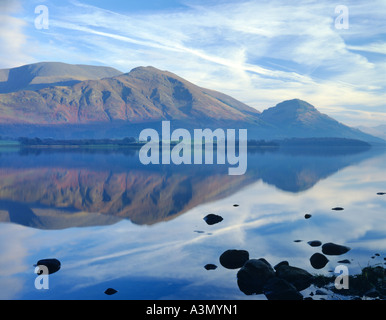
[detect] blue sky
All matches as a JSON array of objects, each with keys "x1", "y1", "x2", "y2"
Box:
[{"x1": 1, "y1": 0, "x2": 386, "y2": 126}]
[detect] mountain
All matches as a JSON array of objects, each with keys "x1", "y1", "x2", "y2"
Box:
[
  {"x1": 260, "y1": 99, "x2": 383, "y2": 143},
  {"x1": 0, "y1": 62, "x2": 382, "y2": 143},
  {"x1": 0, "y1": 64, "x2": 263, "y2": 127},
  {"x1": 0, "y1": 62, "x2": 123, "y2": 93}
]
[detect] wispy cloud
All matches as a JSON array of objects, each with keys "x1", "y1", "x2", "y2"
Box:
[
  {"x1": 347, "y1": 42, "x2": 386, "y2": 55},
  {"x1": 3, "y1": 0, "x2": 386, "y2": 126}
]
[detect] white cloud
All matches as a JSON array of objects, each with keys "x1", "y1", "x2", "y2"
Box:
[
  {"x1": 0, "y1": 1, "x2": 33, "y2": 68},
  {"x1": 2, "y1": 0, "x2": 386, "y2": 125}
]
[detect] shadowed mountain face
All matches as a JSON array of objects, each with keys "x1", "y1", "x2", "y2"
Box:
[
  {"x1": 0, "y1": 62, "x2": 381, "y2": 142},
  {"x1": 0, "y1": 146, "x2": 380, "y2": 229}
]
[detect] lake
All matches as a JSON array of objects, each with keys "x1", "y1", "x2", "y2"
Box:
[{"x1": 0, "y1": 145, "x2": 385, "y2": 300}]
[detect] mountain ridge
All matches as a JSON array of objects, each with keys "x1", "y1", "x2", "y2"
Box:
[
  {"x1": 0, "y1": 62, "x2": 383, "y2": 143},
  {"x1": 0, "y1": 61, "x2": 123, "y2": 94}
]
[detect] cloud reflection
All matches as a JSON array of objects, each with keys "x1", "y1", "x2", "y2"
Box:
[{"x1": 0, "y1": 147, "x2": 385, "y2": 299}]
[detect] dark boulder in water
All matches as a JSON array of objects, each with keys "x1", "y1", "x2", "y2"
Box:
[
  {"x1": 275, "y1": 264, "x2": 313, "y2": 291},
  {"x1": 263, "y1": 277, "x2": 303, "y2": 300},
  {"x1": 104, "y1": 288, "x2": 118, "y2": 295},
  {"x1": 332, "y1": 207, "x2": 344, "y2": 211},
  {"x1": 204, "y1": 264, "x2": 217, "y2": 270},
  {"x1": 274, "y1": 261, "x2": 289, "y2": 271},
  {"x1": 237, "y1": 258, "x2": 275, "y2": 295},
  {"x1": 307, "y1": 240, "x2": 322, "y2": 247},
  {"x1": 377, "y1": 192, "x2": 386, "y2": 195},
  {"x1": 36, "y1": 258, "x2": 61, "y2": 274},
  {"x1": 304, "y1": 214, "x2": 312, "y2": 219},
  {"x1": 219, "y1": 249, "x2": 249, "y2": 269},
  {"x1": 203, "y1": 214, "x2": 223, "y2": 225},
  {"x1": 322, "y1": 242, "x2": 351, "y2": 255},
  {"x1": 310, "y1": 253, "x2": 329, "y2": 269}
]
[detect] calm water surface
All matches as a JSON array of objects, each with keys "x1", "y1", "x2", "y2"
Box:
[{"x1": 0, "y1": 146, "x2": 385, "y2": 300}]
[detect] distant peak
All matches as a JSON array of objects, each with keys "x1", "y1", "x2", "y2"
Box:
[
  {"x1": 129, "y1": 66, "x2": 163, "y2": 73},
  {"x1": 126, "y1": 66, "x2": 186, "y2": 83},
  {"x1": 274, "y1": 99, "x2": 318, "y2": 111},
  {"x1": 277, "y1": 99, "x2": 313, "y2": 106}
]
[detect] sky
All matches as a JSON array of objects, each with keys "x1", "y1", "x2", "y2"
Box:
[{"x1": 1, "y1": 0, "x2": 386, "y2": 127}]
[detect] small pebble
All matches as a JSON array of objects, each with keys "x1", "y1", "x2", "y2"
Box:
[
  {"x1": 104, "y1": 288, "x2": 118, "y2": 295},
  {"x1": 204, "y1": 264, "x2": 217, "y2": 270}
]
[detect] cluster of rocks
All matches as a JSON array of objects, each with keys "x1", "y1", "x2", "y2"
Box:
[
  {"x1": 238, "y1": 259, "x2": 313, "y2": 300},
  {"x1": 200, "y1": 208, "x2": 384, "y2": 300},
  {"x1": 201, "y1": 200, "x2": 386, "y2": 300},
  {"x1": 217, "y1": 249, "x2": 312, "y2": 300},
  {"x1": 309, "y1": 242, "x2": 351, "y2": 269}
]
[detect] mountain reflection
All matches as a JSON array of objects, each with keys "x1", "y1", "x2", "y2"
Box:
[{"x1": 0, "y1": 146, "x2": 380, "y2": 229}]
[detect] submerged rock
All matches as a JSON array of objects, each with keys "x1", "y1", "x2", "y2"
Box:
[
  {"x1": 104, "y1": 288, "x2": 118, "y2": 295},
  {"x1": 35, "y1": 258, "x2": 61, "y2": 274},
  {"x1": 337, "y1": 259, "x2": 351, "y2": 264},
  {"x1": 203, "y1": 214, "x2": 223, "y2": 225},
  {"x1": 263, "y1": 277, "x2": 303, "y2": 300},
  {"x1": 304, "y1": 214, "x2": 312, "y2": 219},
  {"x1": 237, "y1": 259, "x2": 276, "y2": 295},
  {"x1": 204, "y1": 264, "x2": 217, "y2": 270},
  {"x1": 377, "y1": 192, "x2": 386, "y2": 195},
  {"x1": 275, "y1": 265, "x2": 313, "y2": 291},
  {"x1": 308, "y1": 240, "x2": 322, "y2": 247},
  {"x1": 332, "y1": 207, "x2": 344, "y2": 211},
  {"x1": 322, "y1": 242, "x2": 351, "y2": 256},
  {"x1": 310, "y1": 253, "x2": 329, "y2": 269},
  {"x1": 219, "y1": 249, "x2": 249, "y2": 269}
]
